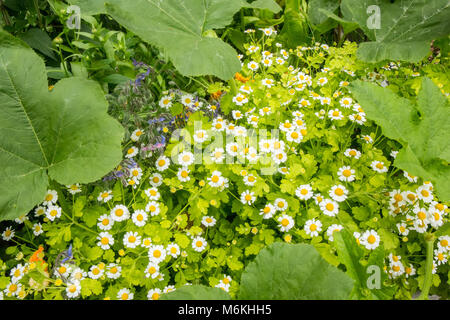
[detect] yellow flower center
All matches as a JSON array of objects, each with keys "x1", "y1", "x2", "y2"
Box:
[
  {"x1": 309, "y1": 224, "x2": 317, "y2": 232},
  {"x1": 153, "y1": 250, "x2": 161, "y2": 258},
  {"x1": 367, "y1": 235, "x2": 376, "y2": 244},
  {"x1": 115, "y1": 209, "x2": 124, "y2": 217},
  {"x1": 101, "y1": 237, "x2": 109, "y2": 245},
  {"x1": 281, "y1": 219, "x2": 289, "y2": 227},
  {"x1": 326, "y1": 203, "x2": 334, "y2": 211},
  {"x1": 196, "y1": 241, "x2": 203, "y2": 247},
  {"x1": 334, "y1": 188, "x2": 344, "y2": 196}
]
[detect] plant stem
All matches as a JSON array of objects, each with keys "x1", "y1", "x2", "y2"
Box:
[{"x1": 418, "y1": 233, "x2": 435, "y2": 300}]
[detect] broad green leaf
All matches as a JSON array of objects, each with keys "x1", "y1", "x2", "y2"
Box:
[
  {"x1": 70, "y1": 0, "x2": 279, "y2": 80},
  {"x1": 308, "y1": 0, "x2": 339, "y2": 25},
  {"x1": 341, "y1": 0, "x2": 450, "y2": 62},
  {"x1": 367, "y1": 244, "x2": 396, "y2": 300},
  {"x1": 161, "y1": 284, "x2": 231, "y2": 300},
  {"x1": 0, "y1": 31, "x2": 124, "y2": 221},
  {"x1": 333, "y1": 229, "x2": 366, "y2": 298},
  {"x1": 317, "y1": 8, "x2": 360, "y2": 35},
  {"x1": 239, "y1": 243, "x2": 354, "y2": 299},
  {"x1": 350, "y1": 78, "x2": 450, "y2": 201},
  {"x1": 18, "y1": 28, "x2": 56, "y2": 60},
  {"x1": 279, "y1": 0, "x2": 311, "y2": 48}
]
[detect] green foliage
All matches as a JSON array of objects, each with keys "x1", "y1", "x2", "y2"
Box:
[
  {"x1": 161, "y1": 284, "x2": 231, "y2": 300},
  {"x1": 70, "y1": 0, "x2": 280, "y2": 80},
  {"x1": 0, "y1": 30, "x2": 124, "y2": 221},
  {"x1": 350, "y1": 78, "x2": 450, "y2": 201},
  {"x1": 341, "y1": 0, "x2": 450, "y2": 62},
  {"x1": 239, "y1": 243, "x2": 354, "y2": 299}
]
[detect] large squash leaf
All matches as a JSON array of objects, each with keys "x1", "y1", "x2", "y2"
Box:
[
  {"x1": 341, "y1": 0, "x2": 450, "y2": 62},
  {"x1": 350, "y1": 78, "x2": 450, "y2": 201},
  {"x1": 68, "y1": 0, "x2": 280, "y2": 80},
  {"x1": 161, "y1": 285, "x2": 231, "y2": 300},
  {"x1": 0, "y1": 31, "x2": 124, "y2": 221},
  {"x1": 239, "y1": 243, "x2": 354, "y2": 299}
]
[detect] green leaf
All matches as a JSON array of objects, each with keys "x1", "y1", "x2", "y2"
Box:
[
  {"x1": 435, "y1": 222, "x2": 450, "y2": 237},
  {"x1": 308, "y1": 0, "x2": 339, "y2": 25},
  {"x1": 96, "y1": 0, "x2": 246, "y2": 80},
  {"x1": 18, "y1": 28, "x2": 56, "y2": 60},
  {"x1": 333, "y1": 229, "x2": 366, "y2": 297},
  {"x1": 0, "y1": 31, "x2": 124, "y2": 221},
  {"x1": 80, "y1": 278, "x2": 103, "y2": 297},
  {"x1": 341, "y1": 0, "x2": 450, "y2": 62},
  {"x1": 239, "y1": 243, "x2": 354, "y2": 299},
  {"x1": 279, "y1": 0, "x2": 310, "y2": 48},
  {"x1": 350, "y1": 78, "x2": 450, "y2": 201},
  {"x1": 161, "y1": 284, "x2": 231, "y2": 300}
]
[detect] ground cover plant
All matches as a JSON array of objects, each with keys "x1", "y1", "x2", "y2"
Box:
[{"x1": 0, "y1": 0, "x2": 449, "y2": 301}]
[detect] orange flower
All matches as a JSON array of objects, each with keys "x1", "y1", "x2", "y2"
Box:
[
  {"x1": 29, "y1": 245, "x2": 47, "y2": 271},
  {"x1": 234, "y1": 72, "x2": 250, "y2": 83},
  {"x1": 211, "y1": 90, "x2": 222, "y2": 100}
]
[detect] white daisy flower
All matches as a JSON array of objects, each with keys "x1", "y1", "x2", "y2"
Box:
[
  {"x1": 97, "y1": 231, "x2": 114, "y2": 250},
  {"x1": 32, "y1": 223, "x2": 43, "y2": 236},
  {"x1": 232, "y1": 93, "x2": 248, "y2": 106},
  {"x1": 193, "y1": 130, "x2": 208, "y2": 143},
  {"x1": 274, "y1": 198, "x2": 288, "y2": 211},
  {"x1": 201, "y1": 216, "x2": 217, "y2": 227},
  {"x1": 167, "y1": 243, "x2": 181, "y2": 258},
  {"x1": 260, "y1": 203, "x2": 276, "y2": 219},
  {"x1": 144, "y1": 262, "x2": 160, "y2": 279},
  {"x1": 240, "y1": 190, "x2": 256, "y2": 205},
  {"x1": 131, "y1": 128, "x2": 144, "y2": 142},
  {"x1": 344, "y1": 148, "x2": 361, "y2": 159},
  {"x1": 326, "y1": 224, "x2": 344, "y2": 241},
  {"x1": 277, "y1": 214, "x2": 294, "y2": 232},
  {"x1": 328, "y1": 108, "x2": 344, "y2": 120},
  {"x1": 159, "y1": 95, "x2": 173, "y2": 109},
  {"x1": 145, "y1": 187, "x2": 160, "y2": 200},
  {"x1": 148, "y1": 245, "x2": 167, "y2": 263},
  {"x1": 329, "y1": 185, "x2": 349, "y2": 202},
  {"x1": 125, "y1": 146, "x2": 139, "y2": 158},
  {"x1": 132, "y1": 210, "x2": 148, "y2": 227},
  {"x1": 117, "y1": 288, "x2": 134, "y2": 300},
  {"x1": 337, "y1": 166, "x2": 356, "y2": 182},
  {"x1": 181, "y1": 94, "x2": 194, "y2": 107},
  {"x1": 66, "y1": 282, "x2": 81, "y2": 299},
  {"x1": 97, "y1": 214, "x2": 114, "y2": 231},
  {"x1": 110, "y1": 205, "x2": 130, "y2": 222},
  {"x1": 145, "y1": 201, "x2": 161, "y2": 216},
  {"x1": 295, "y1": 184, "x2": 313, "y2": 200},
  {"x1": 371, "y1": 160, "x2": 388, "y2": 173},
  {"x1": 43, "y1": 189, "x2": 58, "y2": 206},
  {"x1": 319, "y1": 199, "x2": 339, "y2": 217},
  {"x1": 123, "y1": 231, "x2": 141, "y2": 249},
  {"x1": 177, "y1": 167, "x2": 191, "y2": 182},
  {"x1": 147, "y1": 288, "x2": 162, "y2": 300},
  {"x1": 67, "y1": 183, "x2": 82, "y2": 195},
  {"x1": 339, "y1": 97, "x2": 353, "y2": 108},
  {"x1": 106, "y1": 263, "x2": 121, "y2": 279},
  {"x1": 232, "y1": 110, "x2": 244, "y2": 120},
  {"x1": 97, "y1": 190, "x2": 113, "y2": 203},
  {"x1": 304, "y1": 219, "x2": 322, "y2": 237},
  {"x1": 155, "y1": 155, "x2": 170, "y2": 171},
  {"x1": 46, "y1": 205, "x2": 62, "y2": 221},
  {"x1": 247, "y1": 61, "x2": 259, "y2": 71},
  {"x1": 178, "y1": 151, "x2": 194, "y2": 167},
  {"x1": 208, "y1": 170, "x2": 225, "y2": 188},
  {"x1": 88, "y1": 265, "x2": 104, "y2": 280},
  {"x1": 192, "y1": 236, "x2": 207, "y2": 252},
  {"x1": 149, "y1": 173, "x2": 163, "y2": 187},
  {"x1": 360, "y1": 230, "x2": 380, "y2": 250}
]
